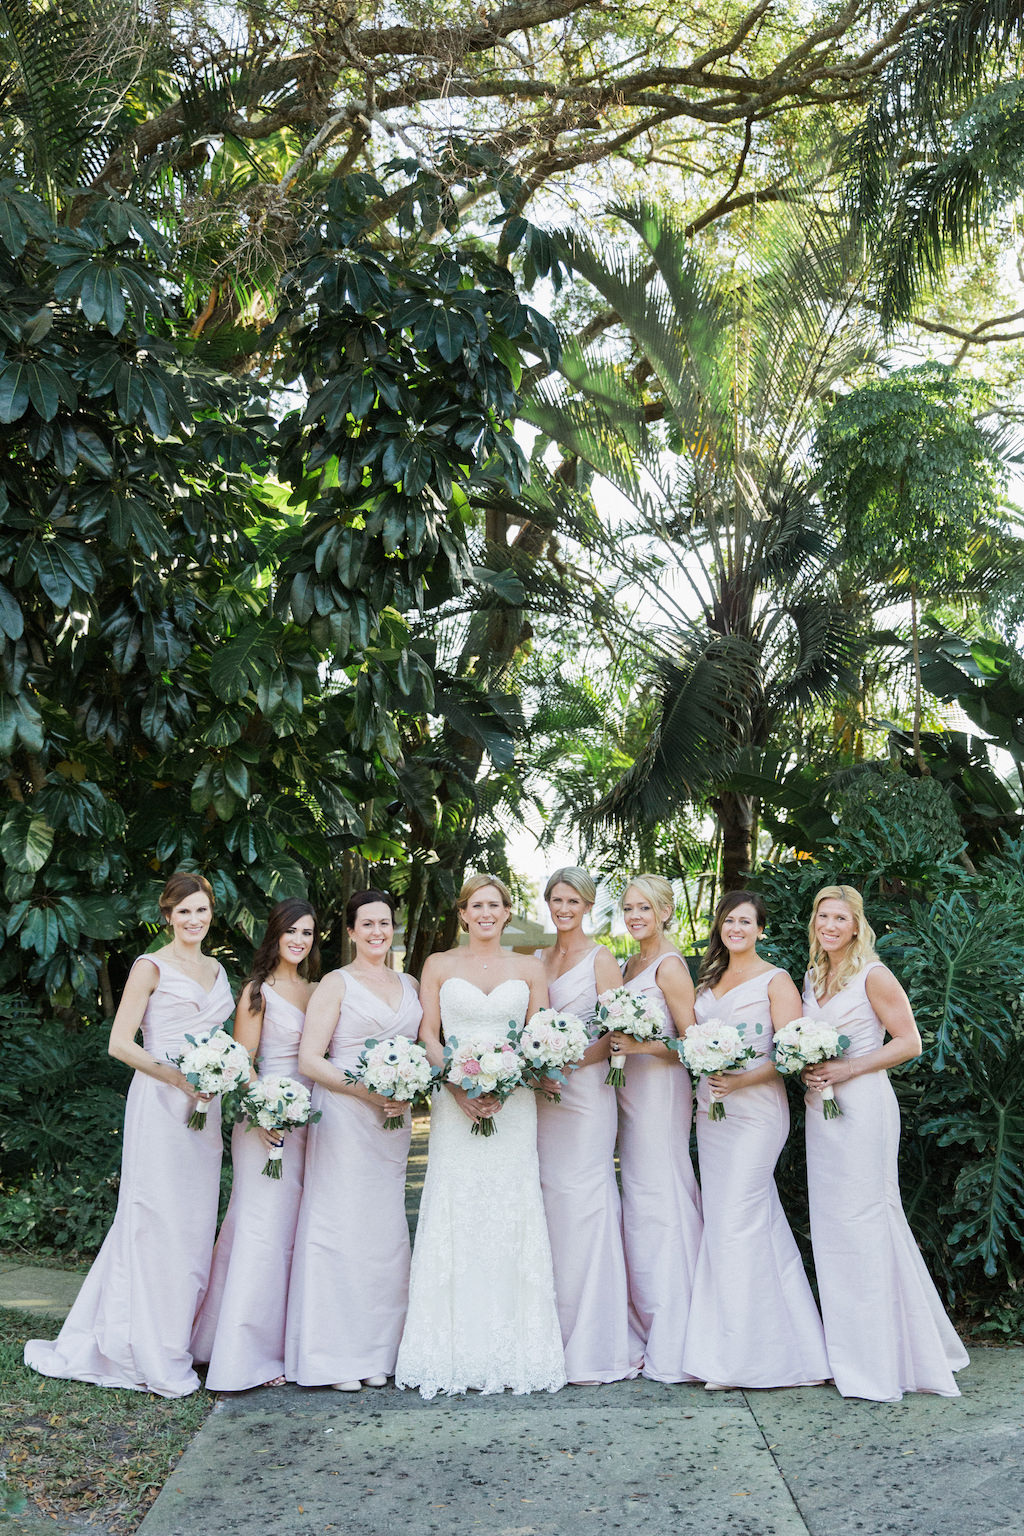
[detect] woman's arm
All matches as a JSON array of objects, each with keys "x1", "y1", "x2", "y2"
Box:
[
  {"x1": 581, "y1": 945, "x2": 623, "y2": 1065},
  {"x1": 106, "y1": 960, "x2": 201, "y2": 1099},
  {"x1": 804, "y1": 966, "x2": 922, "y2": 1090},
  {"x1": 417, "y1": 957, "x2": 493, "y2": 1125},
  {"x1": 233, "y1": 982, "x2": 264, "y2": 1074}
]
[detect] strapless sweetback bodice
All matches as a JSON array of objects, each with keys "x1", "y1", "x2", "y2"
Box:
[
  {"x1": 439, "y1": 976, "x2": 529, "y2": 1050},
  {"x1": 802, "y1": 961, "x2": 885, "y2": 1058},
  {"x1": 258, "y1": 984, "x2": 308, "y2": 1079},
  {"x1": 136, "y1": 953, "x2": 234, "y2": 1058}
]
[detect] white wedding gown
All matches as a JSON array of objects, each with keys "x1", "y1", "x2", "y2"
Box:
[{"x1": 395, "y1": 977, "x2": 567, "y2": 1398}]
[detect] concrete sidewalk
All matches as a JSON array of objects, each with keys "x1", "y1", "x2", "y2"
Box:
[{"x1": 137, "y1": 1349, "x2": 1021, "y2": 1536}]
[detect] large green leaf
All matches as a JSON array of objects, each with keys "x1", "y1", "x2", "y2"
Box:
[{"x1": 0, "y1": 804, "x2": 54, "y2": 872}]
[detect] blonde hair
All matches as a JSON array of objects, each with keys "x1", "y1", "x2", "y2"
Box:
[
  {"x1": 808, "y1": 884, "x2": 878, "y2": 996},
  {"x1": 457, "y1": 872, "x2": 513, "y2": 932},
  {"x1": 622, "y1": 874, "x2": 675, "y2": 931},
  {"x1": 543, "y1": 866, "x2": 597, "y2": 905}
]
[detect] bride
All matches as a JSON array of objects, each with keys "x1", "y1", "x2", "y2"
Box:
[{"x1": 395, "y1": 873, "x2": 567, "y2": 1398}]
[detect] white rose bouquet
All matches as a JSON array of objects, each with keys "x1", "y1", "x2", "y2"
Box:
[
  {"x1": 171, "y1": 1030, "x2": 252, "y2": 1130},
  {"x1": 517, "y1": 1008, "x2": 590, "y2": 1101},
  {"x1": 241, "y1": 1076, "x2": 320, "y2": 1177},
  {"x1": 443, "y1": 1029, "x2": 523, "y2": 1136},
  {"x1": 676, "y1": 1018, "x2": 759, "y2": 1120},
  {"x1": 346, "y1": 1037, "x2": 438, "y2": 1130},
  {"x1": 773, "y1": 1016, "x2": 850, "y2": 1120},
  {"x1": 594, "y1": 987, "x2": 666, "y2": 1087}
]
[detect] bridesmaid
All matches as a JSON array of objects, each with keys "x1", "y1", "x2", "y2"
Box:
[
  {"x1": 614, "y1": 874, "x2": 702, "y2": 1383},
  {"x1": 191, "y1": 899, "x2": 320, "y2": 1391},
  {"x1": 25, "y1": 872, "x2": 233, "y2": 1397},
  {"x1": 682, "y1": 891, "x2": 830, "y2": 1390},
  {"x1": 801, "y1": 884, "x2": 969, "y2": 1400},
  {"x1": 285, "y1": 888, "x2": 421, "y2": 1390},
  {"x1": 536, "y1": 867, "x2": 639, "y2": 1385}
]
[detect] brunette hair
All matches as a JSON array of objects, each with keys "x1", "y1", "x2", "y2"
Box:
[
  {"x1": 457, "y1": 872, "x2": 513, "y2": 931},
  {"x1": 696, "y1": 890, "x2": 767, "y2": 995},
  {"x1": 346, "y1": 888, "x2": 397, "y2": 930},
  {"x1": 807, "y1": 884, "x2": 878, "y2": 997},
  {"x1": 543, "y1": 866, "x2": 597, "y2": 905},
  {"x1": 622, "y1": 873, "x2": 675, "y2": 931},
  {"x1": 243, "y1": 898, "x2": 320, "y2": 1013},
  {"x1": 158, "y1": 870, "x2": 214, "y2": 922}
]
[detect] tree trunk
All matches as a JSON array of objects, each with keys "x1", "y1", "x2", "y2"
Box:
[
  {"x1": 910, "y1": 587, "x2": 929, "y2": 776},
  {"x1": 712, "y1": 790, "x2": 757, "y2": 890}
]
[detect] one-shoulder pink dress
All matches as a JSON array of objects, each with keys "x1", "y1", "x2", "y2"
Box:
[
  {"x1": 803, "y1": 962, "x2": 969, "y2": 1400},
  {"x1": 192, "y1": 985, "x2": 310, "y2": 1390},
  {"x1": 285, "y1": 971, "x2": 421, "y2": 1385},
  {"x1": 618, "y1": 953, "x2": 702, "y2": 1382},
  {"x1": 24, "y1": 953, "x2": 233, "y2": 1397},
  {"x1": 535, "y1": 948, "x2": 639, "y2": 1383},
  {"x1": 683, "y1": 970, "x2": 829, "y2": 1387}
]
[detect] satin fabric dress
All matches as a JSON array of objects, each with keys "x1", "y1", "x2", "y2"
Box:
[
  {"x1": 535, "y1": 948, "x2": 639, "y2": 1383},
  {"x1": 285, "y1": 971, "x2": 421, "y2": 1386},
  {"x1": 682, "y1": 970, "x2": 829, "y2": 1387},
  {"x1": 191, "y1": 985, "x2": 310, "y2": 1390},
  {"x1": 803, "y1": 962, "x2": 969, "y2": 1401},
  {"x1": 24, "y1": 953, "x2": 233, "y2": 1397},
  {"x1": 618, "y1": 954, "x2": 703, "y2": 1383},
  {"x1": 395, "y1": 977, "x2": 566, "y2": 1399}
]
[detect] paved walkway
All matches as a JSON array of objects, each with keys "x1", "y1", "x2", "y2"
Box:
[{"x1": 6, "y1": 1259, "x2": 1021, "y2": 1536}]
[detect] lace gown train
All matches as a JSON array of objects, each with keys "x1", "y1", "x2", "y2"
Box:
[{"x1": 395, "y1": 977, "x2": 566, "y2": 1399}]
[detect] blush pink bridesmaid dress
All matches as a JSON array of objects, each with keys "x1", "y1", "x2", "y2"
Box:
[
  {"x1": 803, "y1": 962, "x2": 969, "y2": 1401},
  {"x1": 24, "y1": 953, "x2": 233, "y2": 1397},
  {"x1": 682, "y1": 970, "x2": 829, "y2": 1387},
  {"x1": 285, "y1": 971, "x2": 421, "y2": 1385},
  {"x1": 191, "y1": 985, "x2": 310, "y2": 1390},
  {"x1": 535, "y1": 948, "x2": 640, "y2": 1383},
  {"x1": 618, "y1": 954, "x2": 702, "y2": 1382}
]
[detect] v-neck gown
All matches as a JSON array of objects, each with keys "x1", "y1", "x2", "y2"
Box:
[
  {"x1": 803, "y1": 963, "x2": 969, "y2": 1401},
  {"x1": 285, "y1": 971, "x2": 421, "y2": 1386},
  {"x1": 191, "y1": 985, "x2": 310, "y2": 1390},
  {"x1": 535, "y1": 948, "x2": 639, "y2": 1383},
  {"x1": 618, "y1": 954, "x2": 703, "y2": 1383},
  {"x1": 24, "y1": 953, "x2": 233, "y2": 1397},
  {"x1": 682, "y1": 970, "x2": 829, "y2": 1387},
  {"x1": 395, "y1": 977, "x2": 566, "y2": 1398}
]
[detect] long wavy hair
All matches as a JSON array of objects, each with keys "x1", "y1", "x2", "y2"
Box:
[
  {"x1": 697, "y1": 890, "x2": 767, "y2": 995},
  {"x1": 243, "y1": 899, "x2": 321, "y2": 1014},
  {"x1": 807, "y1": 885, "x2": 877, "y2": 998}
]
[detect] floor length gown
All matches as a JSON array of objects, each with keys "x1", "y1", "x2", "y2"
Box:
[
  {"x1": 284, "y1": 971, "x2": 421, "y2": 1385},
  {"x1": 535, "y1": 948, "x2": 639, "y2": 1383},
  {"x1": 682, "y1": 971, "x2": 829, "y2": 1387},
  {"x1": 618, "y1": 955, "x2": 703, "y2": 1383},
  {"x1": 804, "y1": 962, "x2": 969, "y2": 1401},
  {"x1": 191, "y1": 985, "x2": 310, "y2": 1390},
  {"x1": 24, "y1": 954, "x2": 233, "y2": 1397},
  {"x1": 395, "y1": 977, "x2": 566, "y2": 1399}
]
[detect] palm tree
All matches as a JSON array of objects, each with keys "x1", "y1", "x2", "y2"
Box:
[{"x1": 524, "y1": 199, "x2": 876, "y2": 886}]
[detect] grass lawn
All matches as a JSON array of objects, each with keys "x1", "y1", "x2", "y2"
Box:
[{"x1": 0, "y1": 1307, "x2": 212, "y2": 1532}]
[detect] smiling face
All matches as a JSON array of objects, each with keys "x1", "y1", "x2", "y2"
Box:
[
  {"x1": 622, "y1": 886, "x2": 666, "y2": 943},
  {"x1": 719, "y1": 900, "x2": 763, "y2": 957},
  {"x1": 168, "y1": 892, "x2": 213, "y2": 947},
  {"x1": 278, "y1": 915, "x2": 316, "y2": 968},
  {"x1": 461, "y1": 884, "x2": 509, "y2": 940},
  {"x1": 813, "y1": 898, "x2": 858, "y2": 960},
  {"x1": 547, "y1": 881, "x2": 590, "y2": 936},
  {"x1": 348, "y1": 901, "x2": 394, "y2": 963}
]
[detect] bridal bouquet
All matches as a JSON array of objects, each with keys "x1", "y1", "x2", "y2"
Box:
[
  {"x1": 594, "y1": 987, "x2": 666, "y2": 1087},
  {"x1": 676, "y1": 1018, "x2": 759, "y2": 1120},
  {"x1": 172, "y1": 1030, "x2": 251, "y2": 1130},
  {"x1": 346, "y1": 1037, "x2": 437, "y2": 1130},
  {"x1": 241, "y1": 1076, "x2": 320, "y2": 1176},
  {"x1": 773, "y1": 1016, "x2": 850, "y2": 1120},
  {"x1": 517, "y1": 1008, "x2": 590, "y2": 1101},
  {"x1": 444, "y1": 1030, "x2": 523, "y2": 1136}
]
